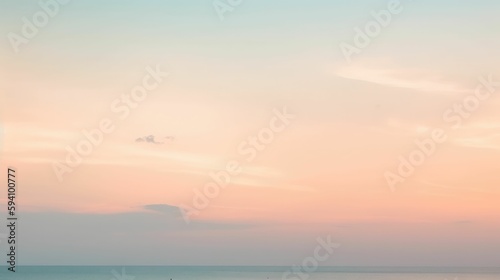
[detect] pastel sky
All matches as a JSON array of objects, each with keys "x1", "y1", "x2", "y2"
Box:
[{"x1": 1, "y1": 0, "x2": 500, "y2": 266}]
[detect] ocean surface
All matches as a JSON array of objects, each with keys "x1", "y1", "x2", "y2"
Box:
[{"x1": 0, "y1": 266, "x2": 499, "y2": 280}]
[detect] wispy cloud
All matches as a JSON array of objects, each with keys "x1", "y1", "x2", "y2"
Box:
[
  {"x1": 420, "y1": 180, "x2": 499, "y2": 195},
  {"x1": 336, "y1": 65, "x2": 468, "y2": 94},
  {"x1": 450, "y1": 122, "x2": 500, "y2": 151},
  {"x1": 367, "y1": 118, "x2": 434, "y2": 137},
  {"x1": 453, "y1": 136, "x2": 500, "y2": 151}
]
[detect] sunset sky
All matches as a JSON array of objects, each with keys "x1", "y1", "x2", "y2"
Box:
[{"x1": 1, "y1": 0, "x2": 500, "y2": 266}]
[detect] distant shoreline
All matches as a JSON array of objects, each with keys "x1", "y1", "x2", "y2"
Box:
[{"x1": 1, "y1": 266, "x2": 500, "y2": 274}]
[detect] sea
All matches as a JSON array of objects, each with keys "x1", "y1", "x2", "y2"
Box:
[{"x1": 0, "y1": 266, "x2": 499, "y2": 280}]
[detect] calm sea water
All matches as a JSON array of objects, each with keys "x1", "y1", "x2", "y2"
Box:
[{"x1": 0, "y1": 266, "x2": 499, "y2": 280}]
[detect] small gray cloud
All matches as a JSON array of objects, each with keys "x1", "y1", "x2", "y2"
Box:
[
  {"x1": 164, "y1": 136, "x2": 175, "y2": 141},
  {"x1": 135, "y1": 135, "x2": 175, "y2": 145}
]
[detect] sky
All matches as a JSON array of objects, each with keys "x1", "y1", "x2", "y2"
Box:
[{"x1": 1, "y1": 0, "x2": 500, "y2": 266}]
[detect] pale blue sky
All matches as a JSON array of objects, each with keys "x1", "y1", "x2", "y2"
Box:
[{"x1": 1, "y1": 0, "x2": 500, "y2": 266}]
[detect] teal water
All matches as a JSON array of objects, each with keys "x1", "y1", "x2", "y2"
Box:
[{"x1": 1, "y1": 266, "x2": 499, "y2": 280}]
